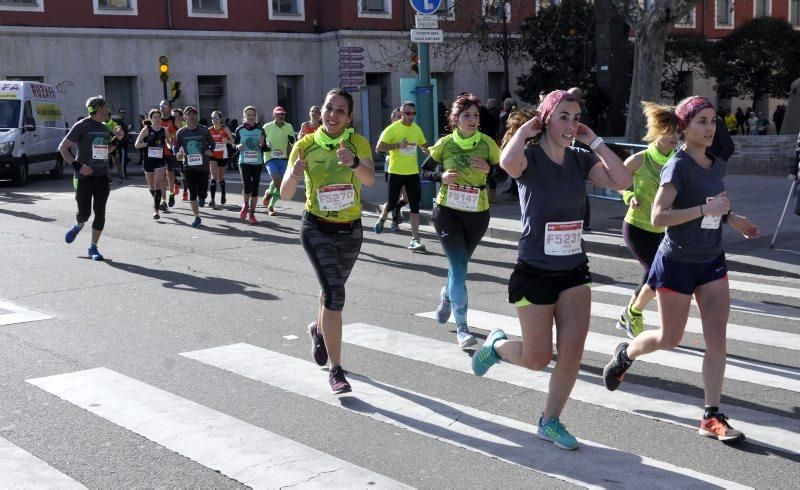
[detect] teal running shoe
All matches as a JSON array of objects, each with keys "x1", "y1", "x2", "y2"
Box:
[
  {"x1": 537, "y1": 416, "x2": 578, "y2": 450},
  {"x1": 472, "y1": 329, "x2": 507, "y2": 376}
]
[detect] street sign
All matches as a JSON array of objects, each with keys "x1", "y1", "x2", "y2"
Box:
[
  {"x1": 339, "y1": 71, "x2": 364, "y2": 77},
  {"x1": 338, "y1": 46, "x2": 364, "y2": 53},
  {"x1": 338, "y1": 55, "x2": 364, "y2": 61},
  {"x1": 415, "y1": 14, "x2": 438, "y2": 29},
  {"x1": 339, "y1": 63, "x2": 364, "y2": 69},
  {"x1": 409, "y1": 0, "x2": 442, "y2": 15},
  {"x1": 410, "y1": 29, "x2": 443, "y2": 43}
]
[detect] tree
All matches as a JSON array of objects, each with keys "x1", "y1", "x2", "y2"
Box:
[
  {"x1": 608, "y1": 0, "x2": 696, "y2": 140},
  {"x1": 707, "y1": 17, "x2": 800, "y2": 109},
  {"x1": 516, "y1": 0, "x2": 596, "y2": 104},
  {"x1": 661, "y1": 32, "x2": 711, "y2": 104}
]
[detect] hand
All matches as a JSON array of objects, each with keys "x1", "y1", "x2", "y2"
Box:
[
  {"x1": 730, "y1": 214, "x2": 759, "y2": 239},
  {"x1": 78, "y1": 165, "x2": 93, "y2": 176},
  {"x1": 291, "y1": 147, "x2": 307, "y2": 179},
  {"x1": 113, "y1": 127, "x2": 125, "y2": 140},
  {"x1": 470, "y1": 157, "x2": 490, "y2": 174},
  {"x1": 704, "y1": 192, "x2": 729, "y2": 217},
  {"x1": 574, "y1": 123, "x2": 597, "y2": 146},
  {"x1": 630, "y1": 196, "x2": 641, "y2": 209},
  {"x1": 521, "y1": 116, "x2": 543, "y2": 139},
  {"x1": 204, "y1": 150, "x2": 213, "y2": 157},
  {"x1": 337, "y1": 140, "x2": 355, "y2": 167},
  {"x1": 177, "y1": 148, "x2": 185, "y2": 158},
  {"x1": 399, "y1": 140, "x2": 409, "y2": 149},
  {"x1": 441, "y1": 169, "x2": 458, "y2": 185}
]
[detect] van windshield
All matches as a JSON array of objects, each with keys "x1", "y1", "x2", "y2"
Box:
[{"x1": 0, "y1": 100, "x2": 21, "y2": 129}]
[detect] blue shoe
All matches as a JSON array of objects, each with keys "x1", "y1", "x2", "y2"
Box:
[
  {"x1": 65, "y1": 224, "x2": 82, "y2": 244},
  {"x1": 374, "y1": 219, "x2": 385, "y2": 234},
  {"x1": 472, "y1": 329, "x2": 507, "y2": 376},
  {"x1": 87, "y1": 245, "x2": 104, "y2": 261},
  {"x1": 537, "y1": 416, "x2": 578, "y2": 450},
  {"x1": 435, "y1": 287, "x2": 451, "y2": 324},
  {"x1": 191, "y1": 216, "x2": 201, "y2": 228},
  {"x1": 456, "y1": 324, "x2": 477, "y2": 350}
]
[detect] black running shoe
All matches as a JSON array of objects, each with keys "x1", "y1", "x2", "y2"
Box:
[
  {"x1": 328, "y1": 365, "x2": 352, "y2": 394},
  {"x1": 168, "y1": 193, "x2": 175, "y2": 207},
  {"x1": 603, "y1": 342, "x2": 631, "y2": 391},
  {"x1": 308, "y1": 321, "x2": 328, "y2": 366}
]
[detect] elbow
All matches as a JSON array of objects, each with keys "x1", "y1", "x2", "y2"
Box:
[
  {"x1": 615, "y1": 174, "x2": 633, "y2": 191},
  {"x1": 500, "y1": 160, "x2": 522, "y2": 180},
  {"x1": 651, "y1": 211, "x2": 666, "y2": 228}
]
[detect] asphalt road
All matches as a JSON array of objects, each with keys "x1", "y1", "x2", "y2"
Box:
[{"x1": 1, "y1": 173, "x2": 799, "y2": 489}]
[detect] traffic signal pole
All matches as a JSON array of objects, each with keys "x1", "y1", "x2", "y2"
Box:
[
  {"x1": 162, "y1": 80, "x2": 168, "y2": 101},
  {"x1": 416, "y1": 42, "x2": 434, "y2": 150}
]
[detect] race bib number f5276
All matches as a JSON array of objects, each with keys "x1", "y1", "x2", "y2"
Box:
[
  {"x1": 544, "y1": 220, "x2": 583, "y2": 256},
  {"x1": 317, "y1": 184, "x2": 355, "y2": 212},
  {"x1": 187, "y1": 154, "x2": 203, "y2": 166},
  {"x1": 92, "y1": 145, "x2": 108, "y2": 160},
  {"x1": 446, "y1": 184, "x2": 480, "y2": 212}
]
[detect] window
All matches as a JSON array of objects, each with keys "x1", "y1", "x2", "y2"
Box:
[
  {"x1": 0, "y1": 0, "x2": 44, "y2": 12},
  {"x1": 6, "y1": 76, "x2": 44, "y2": 82},
  {"x1": 754, "y1": 0, "x2": 770, "y2": 17},
  {"x1": 269, "y1": 0, "x2": 305, "y2": 20},
  {"x1": 483, "y1": 0, "x2": 511, "y2": 22},
  {"x1": 197, "y1": 76, "x2": 228, "y2": 120},
  {"x1": 676, "y1": 6, "x2": 696, "y2": 27},
  {"x1": 791, "y1": 0, "x2": 800, "y2": 26},
  {"x1": 715, "y1": 0, "x2": 733, "y2": 28},
  {"x1": 94, "y1": 0, "x2": 138, "y2": 15},
  {"x1": 276, "y1": 76, "x2": 302, "y2": 128},
  {"x1": 188, "y1": 0, "x2": 227, "y2": 17},
  {"x1": 358, "y1": 0, "x2": 391, "y2": 18}
]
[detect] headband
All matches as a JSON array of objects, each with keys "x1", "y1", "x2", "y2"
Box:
[{"x1": 675, "y1": 96, "x2": 714, "y2": 130}]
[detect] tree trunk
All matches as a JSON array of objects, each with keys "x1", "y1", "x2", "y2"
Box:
[{"x1": 626, "y1": 22, "x2": 669, "y2": 141}]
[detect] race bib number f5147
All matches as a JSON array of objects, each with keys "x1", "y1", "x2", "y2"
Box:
[
  {"x1": 317, "y1": 184, "x2": 355, "y2": 212},
  {"x1": 446, "y1": 184, "x2": 479, "y2": 212},
  {"x1": 544, "y1": 220, "x2": 583, "y2": 256},
  {"x1": 92, "y1": 145, "x2": 108, "y2": 160},
  {"x1": 187, "y1": 154, "x2": 203, "y2": 166}
]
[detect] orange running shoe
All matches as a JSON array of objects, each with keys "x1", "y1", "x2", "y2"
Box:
[{"x1": 699, "y1": 413, "x2": 745, "y2": 442}]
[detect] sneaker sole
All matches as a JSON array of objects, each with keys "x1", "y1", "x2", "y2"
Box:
[
  {"x1": 602, "y1": 343, "x2": 629, "y2": 391},
  {"x1": 615, "y1": 320, "x2": 635, "y2": 340},
  {"x1": 536, "y1": 431, "x2": 578, "y2": 451},
  {"x1": 698, "y1": 429, "x2": 745, "y2": 442},
  {"x1": 330, "y1": 384, "x2": 352, "y2": 395}
]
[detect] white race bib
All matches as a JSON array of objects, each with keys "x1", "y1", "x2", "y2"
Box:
[
  {"x1": 399, "y1": 144, "x2": 417, "y2": 155},
  {"x1": 446, "y1": 184, "x2": 480, "y2": 212},
  {"x1": 317, "y1": 184, "x2": 355, "y2": 212},
  {"x1": 243, "y1": 150, "x2": 258, "y2": 163},
  {"x1": 214, "y1": 142, "x2": 228, "y2": 159},
  {"x1": 147, "y1": 147, "x2": 163, "y2": 159},
  {"x1": 92, "y1": 144, "x2": 108, "y2": 160},
  {"x1": 544, "y1": 220, "x2": 583, "y2": 256},
  {"x1": 700, "y1": 197, "x2": 721, "y2": 230},
  {"x1": 187, "y1": 153, "x2": 203, "y2": 166},
  {"x1": 270, "y1": 149, "x2": 285, "y2": 159}
]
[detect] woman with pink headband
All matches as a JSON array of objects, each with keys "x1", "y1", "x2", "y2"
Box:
[
  {"x1": 603, "y1": 96, "x2": 759, "y2": 443},
  {"x1": 472, "y1": 90, "x2": 631, "y2": 450}
]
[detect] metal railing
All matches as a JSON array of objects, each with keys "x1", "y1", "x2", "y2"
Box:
[{"x1": 587, "y1": 141, "x2": 648, "y2": 202}]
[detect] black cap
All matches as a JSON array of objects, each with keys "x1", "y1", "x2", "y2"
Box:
[{"x1": 86, "y1": 96, "x2": 106, "y2": 114}]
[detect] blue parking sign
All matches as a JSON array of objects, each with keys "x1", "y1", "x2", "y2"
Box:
[{"x1": 410, "y1": 0, "x2": 442, "y2": 15}]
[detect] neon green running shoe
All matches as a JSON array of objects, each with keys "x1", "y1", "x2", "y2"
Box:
[{"x1": 616, "y1": 301, "x2": 644, "y2": 338}]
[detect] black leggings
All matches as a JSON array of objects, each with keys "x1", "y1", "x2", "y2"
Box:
[
  {"x1": 300, "y1": 214, "x2": 363, "y2": 312},
  {"x1": 385, "y1": 173, "x2": 421, "y2": 214},
  {"x1": 239, "y1": 164, "x2": 262, "y2": 196},
  {"x1": 622, "y1": 221, "x2": 664, "y2": 297},
  {"x1": 75, "y1": 176, "x2": 110, "y2": 231}
]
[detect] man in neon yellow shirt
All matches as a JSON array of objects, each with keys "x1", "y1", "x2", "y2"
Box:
[
  {"x1": 262, "y1": 106, "x2": 295, "y2": 215},
  {"x1": 374, "y1": 101, "x2": 428, "y2": 252}
]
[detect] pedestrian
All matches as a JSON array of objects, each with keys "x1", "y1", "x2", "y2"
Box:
[
  {"x1": 262, "y1": 106, "x2": 296, "y2": 216},
  {"x1": 773, "y1": 105, "x2": 785, "y2": 135},
  {"x1": 374, "y1": 101, "x2": 428, "y2": 252},
  {"x1": 112, "y1": 108, "x2": 130, "y2": 180},
  {"x1": 617, "y1": 101, "x2": 678, "y2": 338},
  {"x1": 724, "y1": 108, "x2": 737, "y2": 135},
  {"x1": 498, "y1": 98, "x2": 519, "y2": 198},
  {"x1": 297, "y1": 105, "x2": 322, "y2": 139},
  {"x1": 735, "y1": 107, "x2": 746, "y2": 135},
  {"x1": 172, "y1": 108, "x2": 190, "y2": 202},
  {"x1": 420, "y1": 93, "x2": 501, "y2": 349},
  {"x1": 603, "y1": 96, "x2": 759, "y2": 443},
  {"x1": 59, "y1": 95, "x2": 125, "y2": 261},
  {"x1": 159, "y1": 100, "x2": 180, "y2": 210},
  {"x1": 280, "y1": 88, "x2": 375, "y2": 394},
  {"x1": 133, "y1": 108, "x2": 168, "y2": 220},
  {"x1": 470, "y1": 90, "x2": 630, "y2": 451},
  {"x1": 173, "y1": 106, "x2": 215, "y2": 228},
  {"x1": 709, "y1": 110, "x2": 735, "y2": 162},
  {"x1": 757, "y1": 114, "x2": 770, "y2": 135},
  {"x1": 234, "y1": 106, "x2": 267, "y2": 224},
  {"x1": 747, "y1": 110, "x2": 758, "y2": 135},
  {"x1": 209, "y1": 110, "x2": 234, "y2": 209}
]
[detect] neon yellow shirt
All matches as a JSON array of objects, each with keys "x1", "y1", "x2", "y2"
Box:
[
  {"x1": 429, "y1": 132, "x2": 500, "y2": 212},
  {"x1": 289, "y1": 132, "x2": 373, "y2": 222},
  {"x1": 263, "y1": 121, "x2": 295, "y2": 161},
  {"x1": 378, "y1": 120, "x2": 426, "y2": 175}
]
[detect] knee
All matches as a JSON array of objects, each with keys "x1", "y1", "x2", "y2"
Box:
[
  {"x1": 657, "y1": 330, "x2": 683, "y2": 349},
  {"x1": 326, "y1": 285, "x2": 346, "y2": 312},
  {"x1": 92, "y1": 216, "x2": 105, "y2": 231},
  {"x1": 520, "y1": 352, "x2": 551, "y2": 371}
]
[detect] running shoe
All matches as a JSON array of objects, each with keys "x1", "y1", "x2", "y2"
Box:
[
  {"x1": 168, "y1": 193, "x2": 175, "y2": 207},
  {"x1": 407, "y1": 238, "x2": 426, "y2": 252},
  {"x1": 199, "y1": 199, "x2": 205, "y2": 208},
  {"x1": 191, "y1": 216, "x2": 201, "y2": 228},
  {"x1": 173, "y1": 183, "x2": 181, "y2": 195},
  {"x1": 472, "y1": 328, "x2": 507, "y2": 376},
  {"x1": 374, "y1": 219, "x2": 385, "y2": 234},
  {"x1": 699, "y1": 413, "x2": 745, "y2": 442},
  {"x1": 87, "y1": 245, "x2": 104, "y2": 261},
  {"x1": 603, "y1": 342, "x2": 632, "y2": 391},
  {"x1": 390, "y1": 220, "x2": 400, "y2": 232},
  {"x1": 456, "y1": 324, "x2": 477, "y2": 350},
  {"x1": 239, "y1": 204, "x2": 249, "y2": 221},
  {"x1": 268, "y1": 206, "x2": 276, "y2": 216},
  {"x1": 248, "y1": 213, "x2": 257, "y2": 225},
  {"x1": 537, "y1": 416, "x2": 578, "y2": 450},
  {"x1": 64, "y1": 224, "x2": 82, "y2": 244},
  {"x1": 159, "y1": 201, "x2": 168, "y2": 212},
  {"x1": 328, "y1": 366, "x2": 352, "y2": 394},
  {"x1": 153, "y1": 212, "x2": 160, "y2": 220},
  {"x1": 209, "y1": 199, "x2": 216, "y2": 209},
  {"x1": 435, "y1": 287, "x2": 451, "y2": 324},
  {"x1": 616, "y1": 301, "x2": 644, "y2": 338},
  {"x1": 308, "y1": 321, "x2": 328, "y2": 366},
  {"x1": 220, "y1": 194, "x2": 226, "y2": 205},
  {"x1": 182, "y1": 190, "x2": 189, "y2": 201}
]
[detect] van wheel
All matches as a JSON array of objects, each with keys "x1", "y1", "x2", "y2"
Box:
[
  {"x1": 12, "y1": 159, "x2": 28, "y2": 186},
  {"x1": 50, "y1": 156, "x2": 64, "y2": 179}
]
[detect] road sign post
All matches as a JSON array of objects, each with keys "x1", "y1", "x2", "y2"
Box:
[{"x1": 408, "y1": 0, "x2": 442, "y2": 172}]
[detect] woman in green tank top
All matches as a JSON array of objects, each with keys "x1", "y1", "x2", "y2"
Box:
[{"x1": 616, "y1": 102, "x2": 679, "y2": 338}]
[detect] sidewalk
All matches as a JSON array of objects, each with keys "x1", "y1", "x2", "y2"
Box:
[{"x1": 361, "y1": 173, "x2": 800, "y2": 279}]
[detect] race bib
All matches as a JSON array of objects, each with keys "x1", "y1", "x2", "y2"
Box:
[
  {"x1": 701, "y1": 197, "x2": 721, "y2": 230},
  {"x1": 270, "y1": 149, "x2": 285, "y2": 159},
  {"x1": 243, "y1": 150, "x2": 258, "y2": 163},
  {"x1": 92, "y1": 145, "x2": 108, "y2": 160},
  {"x1": 317, "y1": 184, "x2": 355, "y2": 212},
  {"x1": 147, "y1": 147, "x2": 163, "y2": 159},
  {"x1": 187, "y1": 153, "x2": 203, "y2": 166},
  {"x1": 544, "y1": 220, "x2": 583, "y2": 256},
  {"x1": 214, "y1": 142, "x2": 228, "y2": 159},
  {"x1": 446, "y1": 184, "x2": 480, "y2": 212},
  {"x1": 399, "y1": 144, "x2": 417, "y2": 155}
]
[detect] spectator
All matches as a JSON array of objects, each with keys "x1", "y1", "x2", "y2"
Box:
[
  {"x1": 709, "y1": 111, "x2": 735, "y2": 162},
  {"x1": 498, "y1": 97, "x2": 518, "y2": 198},
  {"x1": 757, "y1": 114, "x2": 770, "y2": 135},
  {"x1": 735, "y1": 107, "x2": 746, "y2": 135},
  {"x1": 773, "y1": 105, "x2": 786, "y2": 135},
  {"x1": 724, "y1": 108, "x2": 737, "y2": 135},
  {"x1": 746, "y1": 111, "x2": 759, "y2": 135}
]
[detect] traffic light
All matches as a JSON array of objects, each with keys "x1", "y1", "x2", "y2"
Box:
[
  {"x1": 170, "y1": 81, "x2": 181, "y2": 101},
  {"x1": 409, "y1": 45, "x2": 419, "y2": 74},
  {"x1": 158, "y1": 56, "x2": 169, "y2": 82}
]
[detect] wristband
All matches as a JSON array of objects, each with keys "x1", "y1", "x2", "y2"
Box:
[
  {"x1": 71, "y1": 161, "x2": 82, "y2": 172},
  {"x1": 700, "y1": 204, "x2": 705, "y2": 216},
  {"x1": 589, "y1": 136, "x2": 604, "y2": 151},
  {"x1": 350, "y1": 155, "x2": 360, "y2": 169}
]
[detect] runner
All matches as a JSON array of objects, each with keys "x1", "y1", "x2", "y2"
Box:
[
  {"x1": 470, "y1": 90, "x2": 631, "y2": 450},
  {"x1": 615, "y1": 102, "x2": 678, "y2": 338},
  {"x1": 297, "y1": 105, "x2": 321, "y2": 138},
  {"x1": 420, "y1": 93, "x2": 501, "y2": 349},
  {"x1": 374, "y1": 101, "x2": 428, "y2": 252},
  {"x1": 280, "y1": 88, "x2": 375, "y2": 394},
  {"x1": 172, "y1": 108, "x2": 190, "y2": 203},
  {"x1": 602, "y1": 96, "x2": 759, "y2": 443},
  {"x1": 173, "y1": 106, "x2": 215, "y2": 228},
  {"x1": 209, "y1": 110, "x2": 233, "y2": 209},
  {"x1": 234, "y1": 106, "x2": 267, "y2": 224},
  {"x1": 59, "y1": 95, "x2": 125, "y2": 261},
  {"x1": 133, "y1": 109, "x2": 168, "y2": 219},
  {"x1": 159, "y1": 100, "x2": 179, "y2": 210},
  {"x1": 262, "y1": 106, "x2": 295, "y2": 216}
]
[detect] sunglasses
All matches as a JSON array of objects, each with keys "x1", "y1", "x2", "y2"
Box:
[{"x1": 404, "y1": 111, "x2": 416, "y2": 116}]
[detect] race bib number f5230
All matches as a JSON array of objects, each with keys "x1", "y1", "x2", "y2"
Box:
[
  {"x1": 317, "y1": 184, "x2": 355, "y2": 212},
  {"x1": 544, "y1": 220, "x2": 583, "y2": 256},
  {"x1": 92, "y1": 145, "x2": 108, "y2": 160},
  {"x1": 243, "y1": 151, "x2": 258, "y2": 163},
  {"x1": 446, "y1": 184, "x2": 479, "y2": 212}
]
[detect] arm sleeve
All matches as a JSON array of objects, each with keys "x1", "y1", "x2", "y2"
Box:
[
  {"x1": 573, "y1": 147, "x2": 600, "y2": 179},
  {"x1": 377, "y1": 125, "x2": 393, "y2": 145},
  {"x1": 416, "y1": 126, "x2": 427, "y2": 146},
  {"x1": 486, "y1": 136, "x2": 501, "y2": 165},
  {"x1": 659, "y1": 160, "x2": 684, "y2": 191},
  {"x1": 353, "y1": 135, "x2": 373, "y2": 160},
  {"x1": 65, "y1": 121, "x2": 83, "y2": 143},
  {"x1": 419, "y1": 154, "x2": 443, "y2": 182}
]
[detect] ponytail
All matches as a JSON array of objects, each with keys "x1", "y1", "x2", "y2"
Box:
[
  {"x1": 642, "y1": 101, "x2": 678, "y2": 142},
  {"x1": 500, "y1": 107, "x2": 540, "y2": 150}
]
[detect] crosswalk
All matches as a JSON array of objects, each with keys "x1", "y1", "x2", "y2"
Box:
[{"x1": 5, "y1": 284, "x2": 800, "y2": 488}]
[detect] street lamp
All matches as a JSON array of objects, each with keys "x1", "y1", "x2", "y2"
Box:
[{"x1": 476, "y1": 1, "x2": 532, "y2": 96}]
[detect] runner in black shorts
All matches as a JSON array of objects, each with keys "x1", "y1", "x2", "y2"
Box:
[
  {"x1": 208, "y1": 110, "x2": 233, "y2": 209},
  {"x1": 134, "y1": 108, "x2": 168, "y2": 219},
  {"x1": 173, "y1": 106, "x2": 215, "y2": 228},
  {"x1": 471, "y1": 91, "x2": 631, "y2": 450}
]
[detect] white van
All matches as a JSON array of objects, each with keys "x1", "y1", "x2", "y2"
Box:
[{"x1": 0, "y1": 81, "x2": 68, "y2": 185}]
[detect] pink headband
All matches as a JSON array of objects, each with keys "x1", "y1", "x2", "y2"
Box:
[
  {"x1": 538, "y1": 90, "x2": 579, "y2": 125},
  {"x1": 676, "y1": 96, "x2": 714, "y2": 130}
]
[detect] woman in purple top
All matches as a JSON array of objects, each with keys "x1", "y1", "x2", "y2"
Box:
[{"x1": 603, "y1": 96, "x2": 759, "y2": 444}]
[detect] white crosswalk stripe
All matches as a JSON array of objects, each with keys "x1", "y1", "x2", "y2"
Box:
[
  {"x1": 0, "y1": 299, "x2": 53, "y2": 326},
  {"x1": 182, "y1": 343, "x2": 749, "y2": 489},
  {"x1": 418, "y1": 310, "x2": 800, "y2": 392},
  {"x1": 0, "y1": 435, "x2": 85, "y2": 488}
]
